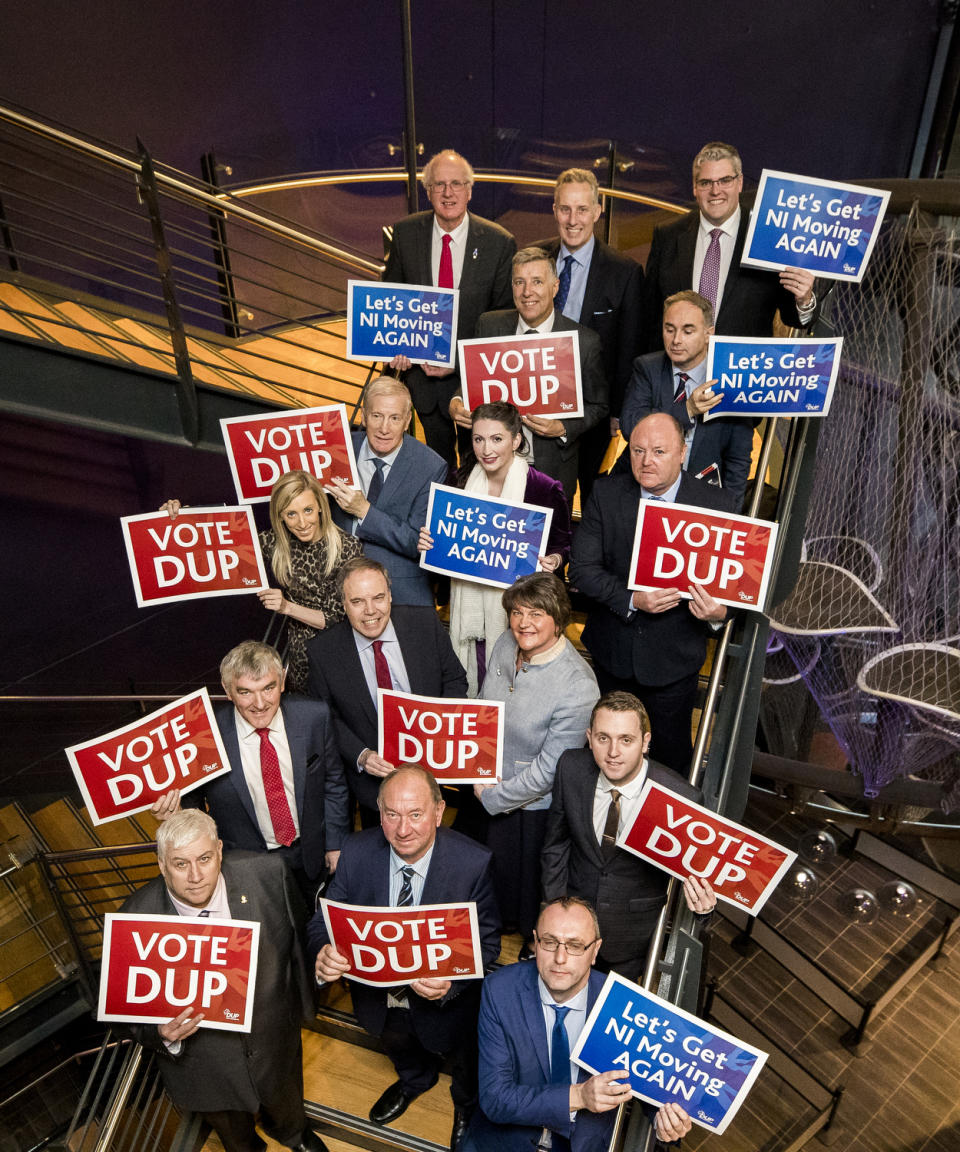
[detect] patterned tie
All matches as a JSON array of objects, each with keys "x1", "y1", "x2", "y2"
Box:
[
  {"x1": 438, "y1": 233, "x2": 454, "y2": 289},
  {"x1": 256, "y1": 728, "x2": 296, "y2": 846},
  {"x1": 698, "y1": 228, "x2": 723, "y2": 310},
  {"x1": 198, "y1": 909, "x2": 211, "y2": 917},
  {"x1": 602, "y1": 788, "x2": 622, "y2": 862},
  {"x1": 367, "y1": 458, "x2": 386, "y2": 505},
  {"x1": 551, "y1": 1005, "x2": 571, "y2": 1084},
  {"x1": 555, "y1": 254, "x2": 574, "y2": 314},
  {"x1": 397, "y1": 865, "x2": 416, "y2": 907},
  {"x1": 673, "y1": 371, "x2": 690, "y2": 405},
  {"x1": 372, "y1": 640, "x2": 393, "y2": 690}
]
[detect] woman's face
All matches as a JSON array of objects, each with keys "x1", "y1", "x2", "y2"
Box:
[
  {"x1": 281, "y1": 488, "x2": 322, "y2": 542},
  {"x1": 510, "y1": 602, "x2": 560, "y2": 660},
  {"x1": 472, "y1": 419, "x2": 521, "y2": 477}
]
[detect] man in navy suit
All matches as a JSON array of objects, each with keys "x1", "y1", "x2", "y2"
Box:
[
  {"x1": 537, "y1": 169, "x2": 643, "y2": 505},
  {"x1": 156, "y1": 641, "x2": 350, "y2": 908},
  {"x1": 640, "y1": 141, "x2": 818, "y2": 353},
  {"x1": 620, "y1": 291, "x2": 754, "y2": 507},
  {"x1": 305, "y1": 557, "x2": 467, "y2": 823},
  {"x1": 463, "y1": 897, "x2": 690, "y2": 1151},
  {"x1": 570, "y1": 414, "x2": 736, "y2": 772},
  {"x1": 384, "y1": 149, "x2": 516, "y2": 467},
  {"x1": 309, "y1": 766, "x2": 500, "y2": 1146},
  {"x1": 325, "y1": 377, "x2": 447, "y2": 606}
]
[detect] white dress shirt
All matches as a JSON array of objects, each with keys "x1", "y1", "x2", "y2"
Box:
[
  {"x1": 431, "y1": 213, "x2": 470, "y2": 287},
  {"x1": 692, "y1": 208, "x2": 740, "y2": 316},
  {"x1": 234, "y1": 708, "x2": 299, "y2": 847},
  {"x1": 591, "y1": 760, "x2": 650, "y2": 843}
]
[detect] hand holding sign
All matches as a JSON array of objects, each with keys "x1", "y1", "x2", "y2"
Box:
[{"x1": 158, "y1": 1005, "x2": 204, "y2": 1044}]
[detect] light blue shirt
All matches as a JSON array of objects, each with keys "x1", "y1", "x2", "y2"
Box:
[
  {"x1": 538, "y1": 975, "x2": 590, "y2": 1085},
  {"x1": 676, "y1": 360, "x2": 707, "y2": 467},
  {"x1": 556, "y1": 235, "x2": 595, "y2": 324},
  {"x1": 388, "y1": 843, "x2": 435, "y2": 905},
  {"x1": 355, "y1": 438, "x2": 402, "y2": 531}
]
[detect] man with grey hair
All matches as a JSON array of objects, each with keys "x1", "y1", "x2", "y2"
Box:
[
  {"x1": 156, "y1": 640, "x2": 349, "y2": 906},
  {"x1": 119, "y1": 810, "x2": 325, "y2": 1152},
  {"x1": 384, "y1": 148, "x2": 516, "y2": 467},
  {"x1": 452, "y1": 247, "x2": 607, "y2": 506},
  {"x1": 324, "y1": 376, "x2": 446, "y2": 605},
  {"x1": 640, "y1": 141, "x2": 819, "y2": 352}
]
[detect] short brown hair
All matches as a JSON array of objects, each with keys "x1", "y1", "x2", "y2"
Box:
[
  {"x1": 378, "y1": 764, "x2": 443, "y2": 808},
  {"x1": 663, "y1": 290, "x2": 714, "y2": 328},
  {"x1": 338, "y1": 555, "x2": 391, "y2": 600},
  {"x1": 512, "y1": 246, "x2": 557, "y2": 280},
  {"x1": 536, "y1": 896, "x2": 600, "y2": 939},
  {"x1": 554, "y1": 168, "x2": 600, "y2": 204},
  {"x1": 501, "y1": 572, "x2": 571, "y2": 633},
  {"x1": 692, "y1": 141, "x2": 742, "y2": 181},
  {"x1": 590, "y1": 691, "x2": 651, "y2": 735}
]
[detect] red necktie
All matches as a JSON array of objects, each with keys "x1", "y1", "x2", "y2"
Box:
[
  {"x1": 256, "y1": 728, "x2": 296, "y2": 846},
  {"x1": 373, "y1": 640, "x2": 393, "y2": 690},
  {"x1": 673, "y1": 371, "x2": 690, "y2": 404},
  {"x1": 438, "y1": 233, "x2": 454, "y2": 289}
]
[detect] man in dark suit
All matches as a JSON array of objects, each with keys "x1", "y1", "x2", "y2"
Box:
[
  {"x1": 537, "y1": 168, "x2": 643, "y2": 505},
  {"x1": 384, "y1": 149, "x2": 516, "y2": 468},
  {"x1": 157, "y1": 640, "x2": 350, "y2": 908},
  {"x1": 305, "y1": 557, "x2": 467, "y2": 823},
  {"x1": 310, "y1": 766, "x2": 500, "y2": 1147},
  {"x1": 570, "y1": 413, "x2": 736, "y2": 772},
  {"x1": 640, "y1": 141, "x2": 818, "y2": 353},
  {"x1": 451, "y1": 247, "x2": 608, "y2": 507},
  {"x1": 325, "y1": 376, "x2": 447, "y2": 606},
  {"x1": 620, "y1": 290, "x2": 754, "y2": 507},
  {"x1": 120, "y1": 810, "x2": 324, "y2": 1152},
  {"x1": 463, "y1": 897, "x2": 690, "y2": 1152},
  {"x1": 542, "y1": 692, "x2": 716, "y2": 982}
]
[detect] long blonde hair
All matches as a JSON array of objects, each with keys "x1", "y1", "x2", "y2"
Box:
[{"x1": 268, "y1": 470, "x2": 343, "y2": 586}]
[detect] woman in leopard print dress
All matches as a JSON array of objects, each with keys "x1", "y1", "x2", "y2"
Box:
[{"x1": 257, "y1": 470, "x2": 362, "y2": 693}]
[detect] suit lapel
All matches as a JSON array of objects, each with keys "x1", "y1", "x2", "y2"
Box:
[
  {"x1": 282, "y1": 703, "x2": 307, "y2": 816},
  {"x1": 219, "y1": 708, "x2": 261, "y2": 833},
  {"x1": 658, "y1": 353, "x2": 677, "y2": 410},
  {"x1": 380, "y1": 436, "x2": 412, "y2": 501},
  {"x1": 520, "y1": 962, "x2": 552, "y2": 1081},
  {"x1": 717, "y1": 207, "x2": 749, "y2": 325},
  {"x1": 579, "y1": 240, "x2": 605, "y2": 322},
  {"x1": 415, "y1": 214, "x2": 433, "y2": 286},
  {"x1": 677, "y1": 212, "x2": 698, "y2": 288},
  {"x1": 574, "y1": 758, "x2": 607, "y2": 868}
]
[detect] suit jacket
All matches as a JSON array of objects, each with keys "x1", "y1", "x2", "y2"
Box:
[
  {"x1": 305, "y1": 605, "x2": 468, "y2": 810},
  {"x1": 463, "y1": 963, "x2": 614, "y2": 1152},
  {"x1": 307, "y1": 826, "x2": 500, "y2": 1052},
  {"x1": 640, "y1": 199, "x2": 816, "y2": 353},
  {"x1": 120, "y1": 851, "x2": 312, "y2": 1113},
  {"x1": 473, "y1": 309, "x2": 608, "y2": 503},
  {"x1": 570, "y1": 471, "x2": 735, "y2": 686},
  {"x1": 330, "y1": 430, "x2": 447, "y2": 606},
  {"x1": 183, "y1": 699, "x2": 350, "y2": 886},
  {"x1": 542, "y1": 750, "x2": 703, "y2": 976},
  {"x1": 619, "y1": 351, "x2": 754, "y2": 506},
  {"x1": 384, "y1": 210, "x2": 516, "y2": 417},
  {"x1": 538, "y1": 236, "x2": 643, "y2": 417}
]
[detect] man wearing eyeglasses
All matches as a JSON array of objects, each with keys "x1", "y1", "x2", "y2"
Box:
[
  {"x1": 463, "y1": 897, "x2": 691, "y2": 1150},
  {"x1": 384, "y1": 149, "x2": 516, "y2": 468},
  {"x1": 639, "y1": 141, "x2": 818, "y2": 352}
]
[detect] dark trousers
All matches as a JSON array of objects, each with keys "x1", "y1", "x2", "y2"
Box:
[
  {"x1": 202, "y1": 1096, "x2": 306, "y2": 1152},
  {"x1": 380, "y1": 1006, "x2": 478, "y2": 1108},
  {"x1": 483, "y1": 807, "x2": 549, "y2": 941},
  {"x1": 593, "y1": 666, "x2": 699, "y2": 775}
]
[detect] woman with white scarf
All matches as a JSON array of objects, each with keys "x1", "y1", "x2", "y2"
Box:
[{"x1": 419, "y1": 402, "x2": 571, "y2": 695}]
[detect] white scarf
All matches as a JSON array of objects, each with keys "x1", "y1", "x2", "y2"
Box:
[{"x1": 451, "y1": 455, "x2": 529, "y2": 696}]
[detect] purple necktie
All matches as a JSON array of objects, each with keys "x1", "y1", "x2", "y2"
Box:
[{"x1": 698, "y1": 228, "x2": 723, "y2": 311}]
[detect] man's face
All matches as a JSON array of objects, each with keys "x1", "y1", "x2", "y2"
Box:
[
  {"x1": 513, "y1": 260, "x2": 558, "y2": 328},
  {"x1": 224, "y1": 668, "x2": 285, "y2": 729},
  {"x1": 535, "y1": 903, "x2": 601, "y2": 1003},
  {"x1": 662, "y1": 300, "x2": 713, "y2": 372},
  {"x1": 363, "y1": 392, "x2": 410, "y2": 457},
  {"x1": 692, "y1": 158, "x2": 743, "y2": 226},
  {"x1": 343, "y1": 568, "x2": 392, "y2": 639},
  {"x1": 427, "y1": 156, "x2": 473, "y2": 230},
  {"x1": 586, "y1": 708, "x2": 651, "y2": 786},
  {"x1": 553, "y1": 181, "x2": 601, "y2": 252},
  {"x1": 159, "y1": 834, "x2": 223, "y2": 909},
  {"x1": 379, "y1": 773, "x2": 445, "y2": 863},
  {"x1": 629, "y1": 414, "x2": 686, "y2": 496}
]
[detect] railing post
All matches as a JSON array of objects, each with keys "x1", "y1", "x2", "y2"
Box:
[
  {"x1": 200, "y1": 150, "x2": 241, "y2": 340},
  {"x1": 602, "y1": 141, "x2": 616, "y2": 244},
  {"x1": 0, "y1": 192, "x2": 19, "y2": 272},
  {"x1": 136, "y1": 139, "x2": 199, "y2": 445},
  {"x1": 400, "y1": 0, "x2": 420, "y2": 215}
]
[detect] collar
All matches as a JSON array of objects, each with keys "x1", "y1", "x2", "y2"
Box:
[
  {"x1": 354, "y1": 617, "x2": 400, "y2": 654},
  {"x1": 166, "y1": 872, "x2": 228, "y2": 918},
  {"x1": 359, "y1": 437, "x2": 403, "y2": 466},
  {"x1": 538, "y1": 973, "x2": 591, "y2": 1012},
  {"x1": 388, "y1": 841, "x2": 435, "y2": 880},
  {"x1": 518, "y1": 633, "x2": 567, "y2": 668},
  {"x1": 516, "y1": 309, "x2": 557, "y2": 335},
  {"x1": 433, "y1": 212, "x2": 470, "y2": 246},
  {"x1": 234, "y1": 705, "x2": 283, "y2": 739},
  {"x1": 641, "y1": 473, "x2": 683, "y2": 503},
  {"x1": 597, "y1": 758, "x2": 649, "y2": 798},
  {"x1": 698, "y1": 204, "x2": 740, "y2": 241},
  {"x1": 557, "y1": 235, "x2": 595, "y2": 266}
]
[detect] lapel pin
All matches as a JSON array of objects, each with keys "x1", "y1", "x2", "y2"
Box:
[
  {"x1": 472, "y1": 248, "x2": 478, "y2": 260},
  {"x1": 240, "y1": 894, "x2": 248, "y2": 904}
]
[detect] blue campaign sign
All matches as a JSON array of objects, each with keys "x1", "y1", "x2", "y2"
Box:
[
  {"x1": 346, "y1": 280, "x2": 459, "y2": 367},
  {"x1": 742, "y1": 170, "x2": 890, "y2": 282},
  {"x1": 572, "y1": 972, "x2": 767, "y2": 1135},
  {"x1": 420, "y1": 484, "x2": 553, "y2": 590},
  {"x1": 704, "y1": 336, "x2": 843, "y2": 420}
]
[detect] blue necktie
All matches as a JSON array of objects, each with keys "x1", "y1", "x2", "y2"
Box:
[
  {"x1": 367, "y1": 458, "x2": 386, "y2": 505},
  {"x1": 397, "y1": 865, "x2": 415, "y2": 907},
  {"x1": 555, "y1": 255, "x2": 574, "y2": 314},
  {"x1": 550, "y1": 1004, "x2": 571, "y2": 1084}
]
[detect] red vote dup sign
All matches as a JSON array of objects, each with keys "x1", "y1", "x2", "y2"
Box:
[
  {"x1": 629, "y1": 502, "x2": 778, "y2": 611},
  {"x1": 377, "y1": 690, "x2": 504, "y2": 783},
  {"x1": 98, "y1": 913, "x2": 260, "y2": 1032},
  {"x1": 121, "y1": 506, "x2": 267, "y2": 607},
  {"x1": 66, "y1": 689, "x2": 232, "y2": 825},
  {"x1": 221, "y1": 404, "x2": 360, "y2": 503},
  {"x1": 320, "y1": 900, "x2": 483, "y2": 986},
  {"x1": 618, "y1": 781, "x2": 797, "y2": 915},
  {"x1": 459, "y1": 331, "x2": 584, "y2": 419}
]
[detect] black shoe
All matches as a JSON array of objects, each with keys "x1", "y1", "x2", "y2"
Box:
[
  {"x1": 370, "y1": 1080, "x2": 418, "y2": 1125},
  {"x1": 450, "y1": 1107, "x2": 471, "y2": 1150},
  {"x1": 517, "y1": 940, "x2": 536, "y2": 962}
]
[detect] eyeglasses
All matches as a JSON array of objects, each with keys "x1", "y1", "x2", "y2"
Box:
[
  {"x1": 429, "y1": 180, "x2": 469, "y2": 193},
  {"x1": 695, "y1": 175, "x2": 739, "y2": 190},
  {"x1": 535, "y1": 934, "x2": 598, "y2": 955}
]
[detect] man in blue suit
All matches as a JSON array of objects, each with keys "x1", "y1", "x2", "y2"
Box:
[
  {"x1": 463, "y1": 897, "x2": 691, "y2": 1151},
  {"x1": 325, "y1": 377, "x2": 447, "y2": 606},
  {"x1": 620, "y1": 291, "x2": 754, "y2": 508},
  {"x1": 160, "y1": 640, "x2": 350, "y2": 907},
  {"x1": 309, "y1": 766, "x2": 500, "y2": 1148}
]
